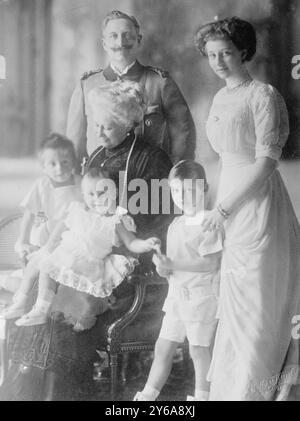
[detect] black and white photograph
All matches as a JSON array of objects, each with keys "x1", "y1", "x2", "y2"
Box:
[{"x1": 0, "y1": 0, "x2": 300, "y2": 403}]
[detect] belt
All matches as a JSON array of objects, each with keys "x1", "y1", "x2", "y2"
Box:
[{"x1": 168, "y1": 284, "x2": 213, "y2": 301}]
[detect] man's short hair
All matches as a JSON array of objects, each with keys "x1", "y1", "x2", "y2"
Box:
[{"x1": 102, "y1": 10, "x2": 141, "y2": 36}]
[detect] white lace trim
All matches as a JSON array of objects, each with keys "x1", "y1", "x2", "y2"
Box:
[{"x1": 48, "y1": 256, "x2": 138, "y2": 298}]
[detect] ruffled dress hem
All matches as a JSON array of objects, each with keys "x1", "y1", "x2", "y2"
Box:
[{"x1": 47, "y1": 255, "x2": 139, "y2": 298}]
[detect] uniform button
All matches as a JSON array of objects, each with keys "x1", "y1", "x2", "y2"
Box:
[
  {"x1": 145, "y1": 119, "x2": 152, "y2": 127},
  {"x1": 213, "y1": 116, "x2": 219, "y2": 122}
]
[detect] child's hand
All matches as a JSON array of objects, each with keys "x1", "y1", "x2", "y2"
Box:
[
  {"x1": 143, "y1": 237, "x2": 161, "y2": 253},
  {"x1": 152, "y1": 253, "x2": 173, "y2": 278},
  {"x1": 15, "y1": 242, "x2": 39, "y2": 261},
  {"x1": 26, "y1": 246, "x2": 48, "y2": 262}
]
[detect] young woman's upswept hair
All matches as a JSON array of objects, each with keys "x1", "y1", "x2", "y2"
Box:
[{"x1": 194, "y1": 16, "x2": 256, "y2": 62}]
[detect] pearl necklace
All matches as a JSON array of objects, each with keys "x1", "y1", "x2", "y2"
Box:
[{"x1": 226, "y1": 78, "x2": 252, "y2": 92}]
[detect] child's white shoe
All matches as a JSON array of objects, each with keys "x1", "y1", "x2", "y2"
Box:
[
  {"x1": 187, "y1": 395, "x2": 208, "y2": 401},
  {"x1": 133, "y1": 391, "x2": 150, "y2": 401},
  {"x1": 187, "y1": 390, "x2": 209, "y2": 401},
  {"x1": 133, "y1": 385, "x2": 159, "y2": 401},
  {"x1": 15, "y1": 306, "x2": 49, "y2": 327},
  {"x1": 0, "y1": 305, "x2": 27, "y2": 320},
  {"x1": 0, "y1": 290, "x2": 28, "y2": 320}
]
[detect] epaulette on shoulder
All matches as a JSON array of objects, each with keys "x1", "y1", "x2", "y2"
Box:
[
  {"x1": 80, "y1": 68, "x2": 103, "y2": 81},
  {"x1": 147, "y1": 65, "x2": 169, "y2": 78}
]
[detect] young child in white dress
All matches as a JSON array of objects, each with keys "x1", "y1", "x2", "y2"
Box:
[
  {"x1": 5, "y1": 167, "x2": 161, "y2": 329},
  {"x1": 134, "y1": 160, "x2": 223, "y2": 401},
  {"x1": 0, "y1": 133, "x2": 81, "y2": 314}
]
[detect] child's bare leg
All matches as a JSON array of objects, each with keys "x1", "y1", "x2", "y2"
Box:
[
  {"x1": 134, "y1": 338, "x2": 179, "y2": 400},
  {"x1": 189, "y1": 344, "x2": 211, "y2": 400},
  {"x1": 15, "y1": 270, "x2": 57, "y2": 327},
  {"x1": 18, "y1": 258, "x2": 41, "y2": 295},
  {"x1": 36, "y1": 270, "x2": 57, "y2": 302}
]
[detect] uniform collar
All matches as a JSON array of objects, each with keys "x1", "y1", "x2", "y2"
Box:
[
  {"x1": 103, "y1": 60, "x2": 144, "y2": 81},
  {"x1": 110, "y1": 60, "x2": 136, "y2": 76}
]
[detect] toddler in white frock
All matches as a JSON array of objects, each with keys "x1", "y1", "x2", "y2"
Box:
[{"x1": 1, "y1": 168, "x2": 161, "y2": 330}]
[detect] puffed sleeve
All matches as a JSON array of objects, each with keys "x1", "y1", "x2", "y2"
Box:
[
  {"x1": 197, "y1": 229, "x2": 224, "y2": 257},
  {"x1": 184, "y1": 227, "x2": 223, "y2": 258},
  {"x1": 66, "y1": 80, "x2": 87, "y2": 166},
  {"x1": 113, "y1": 207, "x2": 137, "y2": 247},
  {"x1": 252, "y1": 84, "x2": 289, "y2": 161},
  {"x1": 20, "y1": 178, "x2": 43, "y2": 214},
  {"x1": 115, "y1": 206, "x2": 137, "y2": 233},
  {"x1": 120, "y1": 215, "x2": 136, "y2": 233},
  {"x1": 161, "y1": 76, "x2": 196, "y2": 162}
]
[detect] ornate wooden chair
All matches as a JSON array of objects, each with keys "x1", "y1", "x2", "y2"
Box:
[
  {"x1": 0, "y1": 213, "x2": 23, "y2": 386},
  {"x1": 103, "y1": 268, "x2": 168, "y2": 399}
]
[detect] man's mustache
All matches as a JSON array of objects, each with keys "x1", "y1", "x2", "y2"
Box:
[{"x1": 111, "y1": 45, "x2": 133, "y2": 52}]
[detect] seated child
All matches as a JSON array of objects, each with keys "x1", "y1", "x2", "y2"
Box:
[
  {"x1": 2, "y1": 167, "x2": 161, "y2": 330},
  {"x1": 0, "y1": 133, "x2": 81, "y2": 309},
  {"x1": 134, "y1": 160, "x2": 223, "y2": 401}
]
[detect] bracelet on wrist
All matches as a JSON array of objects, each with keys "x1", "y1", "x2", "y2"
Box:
[{"x1": 217, "y1": 204, "x2": 231, "y2": 219}]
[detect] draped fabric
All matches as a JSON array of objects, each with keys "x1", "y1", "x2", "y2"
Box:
[{"x1": 206, "y1": 80, "x2": 300, "y2": 400}]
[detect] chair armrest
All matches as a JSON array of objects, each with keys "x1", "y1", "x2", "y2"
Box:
[
  {"x1": 107, "y1": 280, "x2": 146, "y2": 346},
  {"x1": 107, "y1": 271, "x2": 167, "y2": 346},
  {"x1": 127, "y1": 269, "x2": 167, "y2": 286}
]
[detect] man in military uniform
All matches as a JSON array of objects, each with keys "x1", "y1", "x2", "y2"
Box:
[{"x1": 66, "y1": 10, "x2": 196, "y2": 166}]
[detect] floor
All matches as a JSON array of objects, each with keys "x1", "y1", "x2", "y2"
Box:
[{"x1": 89, "y1": 350, "x2": 195, "y2": 401}]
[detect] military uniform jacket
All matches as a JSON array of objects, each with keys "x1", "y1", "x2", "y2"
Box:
[{"x1": 66, "y1": 61, "x2": 196, "y2": 164}]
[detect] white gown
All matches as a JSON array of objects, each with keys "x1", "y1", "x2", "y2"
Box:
[
  {"x1": 206, "y1": 80, "x2": 300, "y2": 400},
  {"x1": 42, "y1": 202, "x2": 138, "y2": 298}
]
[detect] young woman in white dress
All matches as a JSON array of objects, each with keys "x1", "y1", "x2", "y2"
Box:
[{"x1": 194, "y1": 16, "x2": 300, "y2": 400}]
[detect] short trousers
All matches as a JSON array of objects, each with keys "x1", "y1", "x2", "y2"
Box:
[{"x1": 159, "y1": 313, "x2": 217, "y2": 346}]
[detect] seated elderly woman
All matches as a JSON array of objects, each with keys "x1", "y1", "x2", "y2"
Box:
[{"x1": 0, "y1": 81, "x2": 173, "y2": 401}]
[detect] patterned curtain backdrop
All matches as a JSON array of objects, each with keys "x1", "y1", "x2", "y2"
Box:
[{"x1": 0, "y1": 0, "x2": 51, "y2": 156}]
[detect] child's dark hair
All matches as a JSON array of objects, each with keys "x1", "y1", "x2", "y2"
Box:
[
  {"x1": 39, "y1": 132, "x2": 76, "y2": 164},
  {"x1": 169, "y1": 160, "x2": 209, "y2": 192}
]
